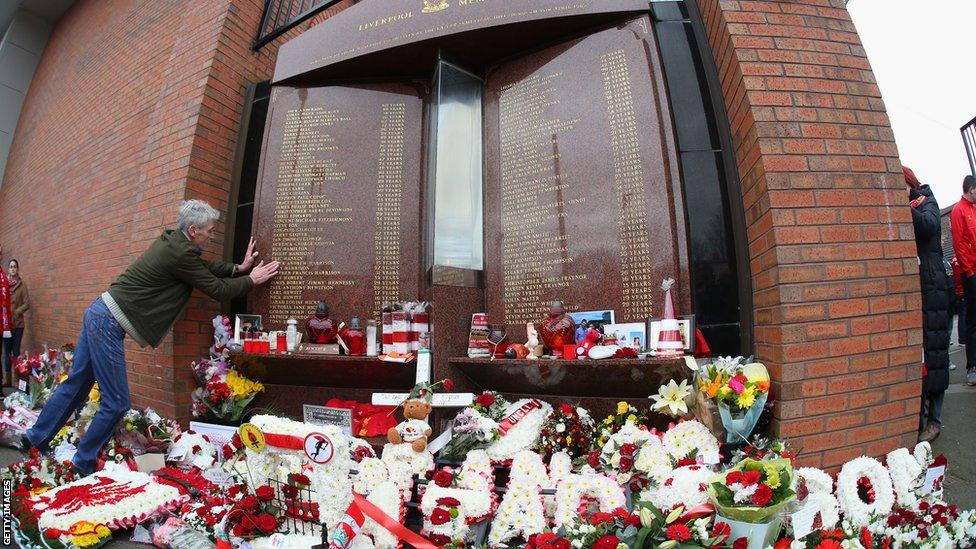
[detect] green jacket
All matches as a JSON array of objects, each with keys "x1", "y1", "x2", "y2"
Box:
[{"x1": 104, "y1": 229, "x2": 253, "y2": 348}]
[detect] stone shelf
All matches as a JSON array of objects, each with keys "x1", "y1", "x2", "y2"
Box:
[
  {"x1": 448, "y1": 357, "x2": 689, "y2": 399},
  {"x1": 230, "y1": 352, "x2": 416, "y2": 389}
]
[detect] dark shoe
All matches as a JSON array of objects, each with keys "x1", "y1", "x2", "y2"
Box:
[
  {"x1": 17, "y1": 433, "x2": 34, "y2": 454},
  {"x1": 918, "y1": 424, "x2": 941, "y2": 443},
  {"x1": 69, "y1": 461, "x2": 92, "y2": 479}
]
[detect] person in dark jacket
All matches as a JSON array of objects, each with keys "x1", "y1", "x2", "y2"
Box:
[
  {"x1": 905, "y1": 167, "x2": 949, "y2": 443},
  {"x1": 23, "y1": 200, "x2": 280, "y2": 475}
]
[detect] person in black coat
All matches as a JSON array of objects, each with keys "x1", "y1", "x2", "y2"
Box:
[{"x1": 905, "y1": 166, "x2": 949, "y2": 442}]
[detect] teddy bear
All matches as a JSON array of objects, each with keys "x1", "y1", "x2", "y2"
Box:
[
  {"x1": 387, "y1": 398, "x2": 433, "y2": 453},
  {"x1": 387, "y1": 379, "x2": 451, "y2": 453}
]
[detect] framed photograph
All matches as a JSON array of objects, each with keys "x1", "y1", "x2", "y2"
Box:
[
  {"x1": 646, "y1": 315, "x2": 696, "y2": 353},
  {"x1": 569, "y1": 310, "x2": 616, "y2": 332},
  {"x1": 603, "y1": 322, "x2": 647, "y2": 350},
  {"x1": 234, "y1": 314, "x2": 263, "y2": 343}
]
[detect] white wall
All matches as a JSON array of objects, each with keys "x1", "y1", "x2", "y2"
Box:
[{"x1": 0, "y1": 9, "x2": 51, "y2": 186}]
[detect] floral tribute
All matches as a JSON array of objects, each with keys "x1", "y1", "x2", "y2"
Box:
[
  {"x1": 591, "y1": 422, "x2": 655, "y2": 489},
  {"x1": 835, "y1": 456, "x2": 895, "y2": 525},
  {"x1": 697, "y1": 358, "x2": 771, "y2": 414},
  {"x1": 594, "y1": 401, "x2": 649, "y2": 448},
  {"x1": 420, "y1": 450, "x2": 497, "y2": 544},
  {"x1": 24, "y1": 470, "x2": 185, "y2": 534},
  {"x1": 708, "y1": 458, "x2": 796, "y2": 522},
  {"x1": 439, "y1": 391, "x2": 511, "y2": 460},
  {"x1": 537, "y1": 403, "x2": 596, "y2": 460},
  {"x1": 115, "y1": 408, "x2": 181, "y2": 455},
  {"x1": 191, "y1": 354, "x2": 265, "y2": 422},
  {"x1": 223, "y1": 482, "x2": 283, "y2": 538},
  {"x1": 485, "y1": 398, "x2": 553, "y2": 462}
]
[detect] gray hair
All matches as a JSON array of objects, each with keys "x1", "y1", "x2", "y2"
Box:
[{"x1": 178, "y1": 199, "x2": 221, "y2": 232}]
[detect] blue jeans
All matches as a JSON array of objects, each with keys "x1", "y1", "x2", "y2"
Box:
[{"x1": 26, "y1": 297, "x2": 130, "y2": 474}]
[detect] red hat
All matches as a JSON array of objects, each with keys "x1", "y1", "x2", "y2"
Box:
[{"x1": 903, "y1": 166, "x2": 920, "y2": 189}]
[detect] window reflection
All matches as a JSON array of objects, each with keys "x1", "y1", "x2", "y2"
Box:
[{"x1": 428, "y1": 61, "x2": 484, "y2": 275}]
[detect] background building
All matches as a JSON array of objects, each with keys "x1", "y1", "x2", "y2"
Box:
[{"x1": 0, "y1": 0, "x2": 922, "y2": 469}]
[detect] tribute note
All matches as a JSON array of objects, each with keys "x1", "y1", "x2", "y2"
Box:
[{"x1": 252, "y1": 85, "x2": 422, "y2": 328}]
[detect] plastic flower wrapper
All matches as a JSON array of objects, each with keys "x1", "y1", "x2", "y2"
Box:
[
  {"x1": 115, "y1": 408, "x2": 181, "y2": 455},
  {"x1": 440, "y1": 407, "x2": 501, "y2": 461},
  {"x1": 708, "y1": 458, "x2": 795, "y2": 523},
  {"x1": 193, "y1": 370, "x2": 264, "y2": 422},
  {"x1": 190, "y1": 356, "x2": 231, "y2": 386}
]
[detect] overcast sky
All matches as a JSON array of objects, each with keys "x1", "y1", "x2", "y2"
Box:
[{"x1": 847, "y1": 0, "x2": 975, "y2": 210}]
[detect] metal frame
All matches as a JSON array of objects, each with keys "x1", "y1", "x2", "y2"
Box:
[
  {"x1": 254, "y1": 0, "x2": 345, "y2": 50},
  {"x1": 963, "y1": 115, "x2": 976, "y2": 177}
]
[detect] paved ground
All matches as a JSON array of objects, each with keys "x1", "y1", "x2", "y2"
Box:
[{"x1": 0, "y1": 350, "x2": 973, "y2": 547}]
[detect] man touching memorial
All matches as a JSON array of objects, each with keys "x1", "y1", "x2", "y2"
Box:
[{"x1": 22, "y1": 200, "x2": 279, "y2": 475}]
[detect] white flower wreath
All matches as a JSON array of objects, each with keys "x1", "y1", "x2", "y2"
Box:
[
  {"x1": 642, "y1": 465, "x2": 714, "y2": 511},
  {"x1": 490, "y1": 451, "x2": 549, "y2": 546},
  {"x1": 549, "y1": 451, "x2": 574, "y2": 485},
  {"x1": 553, "y1": 473, "x2": 626, "y2": 528},
  {"x1": 805, "y1": 492, "x2": 841, "y2": 529},
  {"x1": 381, "y1": 442, "x2": 434, "y2": 491},
  {"x1": 662, "y1": 420, "x2": 719, "y2": 462},
  {"x1": 360, "y1": 480, "x2": 404, "y2": 549},
  {"x1": 634, "y1": 435, "x2": 672, "y2": 484},
  {"x1": 33, "y1": 470, "x2": 184, "y2": 532},
  {"x1": 795, "y1": 467, "x2": 834, "y2": 496},
  {"x1": 836, "y1": 456, "x2": 895, "y2": 524},
  {"x1": 354, "y1": 457, "x2": 390, "y2": 495},
  {"x1": 886, "y1": 447, "x2": 923, "y2": 507},
  {"x1": 485, "y1": 399, "x2": 552, "y2": 462}
]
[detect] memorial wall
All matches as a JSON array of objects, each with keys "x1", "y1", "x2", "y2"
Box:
[
  {"x1": 252, "y1": 84, "x2": 424, "y2": 329},
  {"x1": 484, "y1": 18, "x2": 687, "y2": 332},
  {"x1": 252, "y1": 16, "x2": 689, "y2": 340}
]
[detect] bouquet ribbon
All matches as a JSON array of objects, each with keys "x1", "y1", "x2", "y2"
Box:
[
  {"x1": 262, "y1": 433, "x2": 304, "y2": 450},
  {"x1": 498, "y1": 399, "x2": 543, "y2": 434},
  {"x1": 352, "y1": 491, "x2": 438, "y2": 549}
]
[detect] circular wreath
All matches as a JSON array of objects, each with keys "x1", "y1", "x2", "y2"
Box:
[{"x1": 836, "y1": 457, "x2": 894, "y2": 524}]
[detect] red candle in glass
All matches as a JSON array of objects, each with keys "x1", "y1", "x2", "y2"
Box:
[
  {"x1": 277, "y1": 333, "x2": 287, "y2": 353},
  {"x1": 341, "y1": 317, "x2": 367, "y2": 356},
  {"x1": 563, "y1": 344, "x2": 578, "y2": 360}
]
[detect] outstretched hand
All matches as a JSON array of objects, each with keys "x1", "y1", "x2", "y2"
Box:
[
  {"x1": 238, "y1": 237, "x2": 259, "y2": 272},
  {"x1": 249, "y1": 260, "x2": 280, "y2": 286}
]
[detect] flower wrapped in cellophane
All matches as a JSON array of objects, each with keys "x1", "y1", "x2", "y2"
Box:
[
  {"x1": 696, "y1": 357, "x2": 770, "y2": 443},
  {"x1": 708, "y1": 458, "x2": 795, "y2": 523},
  {"x1": 191, "y1": 369, "x2": 264, "y2": 423}
]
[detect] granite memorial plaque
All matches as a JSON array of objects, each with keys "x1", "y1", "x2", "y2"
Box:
[
  {"x1": 251, "y1": 84, "x2": 423, "y2": 330},
  {"x1": 484, "y1": 16, "x2": 689, "y2": 333},
  {"x1": 273, "y1": 0, "x2": 649, "y2": 83}
]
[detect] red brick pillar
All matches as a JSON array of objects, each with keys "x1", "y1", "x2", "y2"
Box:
[{"x1": 694, "y1": 0, "x2": 921, "y2": 468}]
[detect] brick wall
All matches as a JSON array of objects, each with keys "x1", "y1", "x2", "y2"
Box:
[
  {"x1": 0, "y1": 0, "x2": 354, "y2": 422},
  {"x1": 695, "y1": 0, "x2": 921, "y2": 468}
]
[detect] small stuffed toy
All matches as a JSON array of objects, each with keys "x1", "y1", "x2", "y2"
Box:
[{"x1": 388, "y1": 379, "x2": 450, "y2": 452}]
